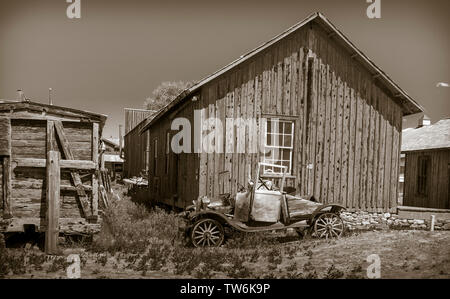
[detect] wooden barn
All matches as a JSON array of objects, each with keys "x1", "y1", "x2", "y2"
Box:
[
  {"x1": 140, "y1": 12, "x2": 423, "y2": 212},
  {"x1": 401, "y1": 118, "x2": 450, "y2": 210},
  {"x1": 123, "y1": 108, "x2": 155, "y2": 178},
  {"x1": 0, "y1": 100, "x2": 106, "y2": 240}
]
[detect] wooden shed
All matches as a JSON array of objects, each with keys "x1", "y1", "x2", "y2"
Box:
[
  {"x1": 140, "y1": 12, "x2": 423, "y2": 212},
  {"x1": 102, "y1": 138, "x2": 124, "y2": 181},
  {"x1": 123, "y1": 108, "x2": 155, "y2": 178},
  {"x1": 402, "y1": 118, "x2": 450, "y2": 209},
  {"x1": 0, "y1": 100, "x2": 106, "y2": 236}
]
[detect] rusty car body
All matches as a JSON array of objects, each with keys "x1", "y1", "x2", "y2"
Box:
[{"x1": 181, "y1": 163, "x2": 346, "y2": 247}]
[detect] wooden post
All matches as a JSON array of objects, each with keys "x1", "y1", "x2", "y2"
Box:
[
  {"x1": 91, "y1": 123, "x2": 99, "y2": 222},
  {"x1": 119, "y1": 124, "x2": 123, "y2": 158},
  {"x1": 91, "y1": 172, "x2": 98, "y2": 219},
  {"x1": 45, "y1": 150, "x2": 60, "y2": 254},
  {"x1": 1, "y1": 117, "x2": 12, "y2": 219},
  {"x1": 92, "y1": 123, "x2": 99, "y2": 166},
  {"x1": 430, "y1": 215, "x2": 435, "y2": 232},
  {"x1": 2, "y1": 157, "x2": 12, "y2": 219}
]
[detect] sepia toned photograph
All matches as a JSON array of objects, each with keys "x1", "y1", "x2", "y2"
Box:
[{"x1": 0, "y1": 0, "x2": 449, "y2": 286}]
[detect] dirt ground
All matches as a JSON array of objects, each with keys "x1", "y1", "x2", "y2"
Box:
[{"x1": 2, "y1": 229, "x2": 450, "y2": 279}]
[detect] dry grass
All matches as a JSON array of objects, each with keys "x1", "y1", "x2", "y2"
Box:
[{"x1": 1, "y1": 189, "x2": 450, "y2": 279}]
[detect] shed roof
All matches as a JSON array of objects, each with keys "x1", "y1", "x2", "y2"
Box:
[
  {"x1": 102, "y1": 137, "x2": 120, "y2": 149},
  {"x1": 104, "y1": 154, "x2": 124, "y2": 163},
  {"x1": 0, "y1": 100, "x2": 107, "y2": 126},
  {"x1": 402, "y1": 118, "x2": 450, "y2": 152},
  {"x1": 141, "y1": 12, "x2": 423, "y2": 133}
]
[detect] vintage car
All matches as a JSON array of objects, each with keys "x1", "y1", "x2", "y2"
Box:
[{"x1": 180, "y1": 163, "x2": 346, "y2": 247}]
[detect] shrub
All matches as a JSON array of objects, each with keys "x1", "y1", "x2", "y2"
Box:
[{"x1": 93, "y1": 198, "x2": 182, "y2": 254}]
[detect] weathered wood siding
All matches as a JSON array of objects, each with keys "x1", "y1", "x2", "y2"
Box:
[
  {"x1": 147, "y1": 23, "x2": 404, "y2": 212},
  {"x1": 148, "y1": 100, "x2": 199, "y2": 209},
  {"x1": 403, "y1": 149, "x2": 450, "y2": 209},
  {"x1": 8, "y1": 119, "x2": 94, "y2": 219},
  {"x1": 124, "y1": 108, "x2": 154, "y2": 135},
  {"x1": 124, "y1": 120, "x2": 149, "y2": 178},
  {"x1": 0, "y1": 117, "x2": 98, "y2": 224}
]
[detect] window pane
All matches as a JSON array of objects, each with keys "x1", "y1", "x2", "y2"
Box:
[
  {"x1": 284, "y1": 122, "x2": 292, "y2": 134},
  {"x1": 282, "y1": 149, "x2": 290, "y2": 161},
  {"x1": 284, "y1": 135, "x2": 292, "y2": 148},
  {"x1": 266, "y1": 133, "x2": 272, "y2": 146}
]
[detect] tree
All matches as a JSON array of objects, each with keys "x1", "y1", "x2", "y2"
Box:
[{"x1": 144, "y1": 81, "x2": 193, "y2": 111}]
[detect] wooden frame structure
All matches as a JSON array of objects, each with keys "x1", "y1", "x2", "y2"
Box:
[{"x1": 0, "y1": 101, "x2": 106, "y2": 253}]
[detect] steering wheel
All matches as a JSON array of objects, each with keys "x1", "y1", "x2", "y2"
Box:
[{"x1": 257, "y1": 177, "x2": 271, "y2": 190}]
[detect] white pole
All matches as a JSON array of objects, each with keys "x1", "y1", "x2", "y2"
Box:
[{"x1": 430, "y1": 215, "x2": 435, "y2": 231}]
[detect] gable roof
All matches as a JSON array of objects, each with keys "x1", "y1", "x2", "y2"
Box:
[
  {"x1": 0, "y1": 100, "x2": 107, "y2": 125},
  {"x1": 141, "y1": 12, "x2": 423, "y2": 133},
  {"x1": 402, "y1": 118, "x2": 450, "y2": 152}
]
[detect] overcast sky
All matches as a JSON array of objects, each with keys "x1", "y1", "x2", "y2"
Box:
[{"x1": 0, "y1": 0, "x2": 448, "y2": 138}]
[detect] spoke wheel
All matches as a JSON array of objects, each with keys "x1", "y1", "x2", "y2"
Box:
[
  {"x1": 191, "y1": 219, "x2": 224, "y2": 247},
  {"x1": 313, "y1": 213, "x2": 344, "y2": 239}
]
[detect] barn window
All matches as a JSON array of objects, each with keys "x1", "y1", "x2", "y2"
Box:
[
  {"x1": 262, "y1": 118, "x2": 294, "y2": 175},
  {"x1": 153, "y1": 139, "x2": 158, "y2": 175},
  {"x1": 165, "y1": 132, "x2": 170, "y2": 174},
  {"x1": 417, "y1": 155, "x2": 430, "y2": 196}
]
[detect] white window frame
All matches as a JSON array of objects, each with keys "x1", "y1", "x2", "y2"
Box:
[{"x1": 262, "y1": 118, "x2": 294, "y2": 175}]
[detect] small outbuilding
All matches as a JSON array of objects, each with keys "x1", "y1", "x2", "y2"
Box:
[
  {"x1": 401, "y1": 117, "x2": 450, "y2": 210},
  {"x1": 0, "y1": 100, "x2": 106, "y2": 241},
  {"x1": 101, "y1": 137, "x2": 124, "y2": 181}
]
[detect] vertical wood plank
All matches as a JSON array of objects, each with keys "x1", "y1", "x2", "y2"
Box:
[
  {"x1": 333, "y1": 76, "x2": 344, "y2": 204},
  {"x1": 276, "y1": 45, "x2": 284, "y2": 115},
  {"x1": 92, "y1": 123, "x2": 99, "y2": 166},
  {"x1": 347, "y1": 87, "x2": 356, "y2": 210},
  {"x1": 353, "y1": 89, "x2": 363, "y2": 210},
  {"x1": 45, "y1": 150, "x2": 60, "y2": 255},
  {"x1": 367, "y1": 89, "x2": 376, "y2": 212},
  {"x1": 307, "y1": 56, "x2": 318, "y2": 196},
  {"x1": 321, "y1": 65, "x2": 331, "y2": 203},
  {"x1": 208, "y1": 101, "x2": 215, "y2": 198},
  {"x1": 92, "y1": 172, "x2": 98, "y2": 218},
  {"x1": 199, "y1": 104, "x2": 207, "y2": 197},
  {"x1": 341, "y1": 82, "x2": 350, "y2": 208},
  {"x1": 383, "y1": 95, "x2": 393, "y2": 212},
  {"x1": 300, "y1": 49, "x2": 309, "y2": 195},
  {"x1": 314, "y1": 62, "x2": 325, "y2": 200},
  {"x1": 283, "y1": 40, "x2": 292, "y2": 115},
  {"x1": 377, "y1": 89, "x2": 387, "y2": 212},
  {"x1": 234, "y1": 70, "x2": 242, "y2": 192},
  {"x1": 328, "y1": 71, "x2": 337, "y2": 203}
]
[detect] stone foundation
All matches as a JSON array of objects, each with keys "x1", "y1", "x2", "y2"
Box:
[{"x1": 341, "y1": 211, "x2": 450, "y2": 231}]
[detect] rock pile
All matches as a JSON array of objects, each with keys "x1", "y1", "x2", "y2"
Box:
[{"x1": 340, "y1": 211, "x2": 450, "y2": 231}]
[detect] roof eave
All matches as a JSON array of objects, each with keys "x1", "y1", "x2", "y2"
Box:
[{"x1": 140, "y1": 12, "x2": 423, "y2": 132}]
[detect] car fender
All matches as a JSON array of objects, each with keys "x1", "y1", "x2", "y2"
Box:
[
  {"x1": 309, "y1": 203, "x2": 346, "y2": 223},
  {"x1": 188, "y1": 210, "x2": 232, "y2": 227}
]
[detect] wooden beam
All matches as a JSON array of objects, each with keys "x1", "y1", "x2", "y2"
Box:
[
  {"x1": 2, "y1": 157, "x2": 12, "y2": 219},
  {"x1": 92, "y1": 123, "x2": 99, "y2": 167},
  {"x1": 60, "y1": 159, "x2": 96, "y2": 170},
  {"x1": 13, "y1": 158, "x2": 96, "y2": 170},
  {"x1": 45, "y1": 150, "x2": 60, "y2": 254},
  {"x1": 91, "y1": 172, "x2": 99, "y2": 219},
  {"x1": 60, "y1": 184, "x2": 92, "y2": 192},
  {"x1": 47, "y1": 120, "x2": 55, "y2": 152},
  {"x1": 54, "y1": 120, "x2": 92, "y2": 219}
]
